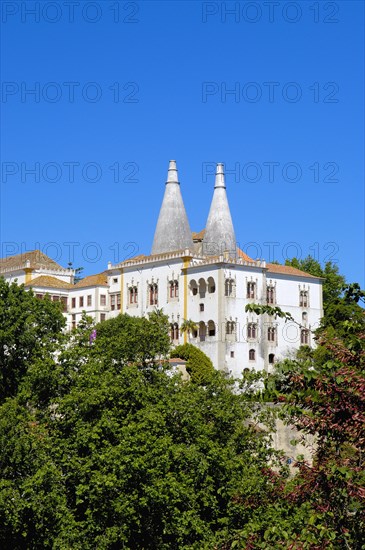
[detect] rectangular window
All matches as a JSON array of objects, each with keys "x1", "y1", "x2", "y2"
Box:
[
  {"x1": 100, "y1": 313, "x2": 106, "y2": 322},
  {"x1": 79, "y1": 296, "x2": 84, "y2": 308},
  {"x1": 100, "y1": 294, "x2": 106, "y2": 306},
  {"x1": 117, "y1": 293, "x2": 121, "y2": 310},
  {"x1": 35, "y1": 293, "x2": 43, "y2": 300},
  {"x1": 113, "y1": 278, "x2": 118, "y2": 284},
  {"x1": 110, "y1": 295, "x2": 116, "y2": 311},
  {"x1": 71, "y1": 297, "x2": 76, "y2": 308},
  {"x1": 87, "y1": 295, "x2": 92, "y2": 307},
  {"x1": 60, "y1": 296, "x2": 68, "y2": 312},
  {"x1": 230, "y1": 351, "x2": 234, "y2": 358},
  {"x1": 301, "y1": 329, "x2": 309, "y2": 345},
  {"x1": 268, "y1": 327, "x2": 276, "y2": 342},
  {"x1": 200, "y1": 303, "x2": 204, "y2": 312},
  {"x1": 71, "y1": 314, "x2": 76, "y2": 329}
]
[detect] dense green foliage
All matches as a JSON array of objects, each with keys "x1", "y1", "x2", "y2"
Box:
[
  {"x1": 0, "y1": 272, "x2": 364, "y2": 549},
  {"x1": 0, "y1": 282, "x2": 285, "y2": 548},
  {"x1": 0, "y1": 278, "x2": 65, "y2": 401},
  {"x1": 170, "y1": 343, "x2": 214, "y2": 384}
]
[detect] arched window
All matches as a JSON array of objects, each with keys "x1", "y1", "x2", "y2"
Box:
[
  {"x1": 190, "y1": 279, "x2": 198, "y2": 296},
  {"x1": 247, "y1": 323, "x2": 257, "y2": 339},
  {"x1": 170, "y1": 323, "x2": 179, "y2": 342},
  {"x1": 225, "y1": 278, "x2": 235, "y2": 297},
  {"x1": 249, "y1": 349, "x2": 256, "y2": 361},
  {"x1": 267, "y1": 327, "x2": 276, "y2": 342},
  {"x1": 207, "y1": 277, "x2": 216, "y2": 293},
  {"x1": 269, "y1": 353, "x2": 275, "y2": 364},
  {"x1": 299, "y1": 290, "x2": 309, "y2": 307},
  {"x1": 199, "y1": 321, "x2": 206, "y2": 342},
  {"x1": 226, "y1": 321, "x2": 236, "y2": 340},
  {"x1": 149, "y1": 283, "x2": 158, "y2": 305},
  {"x1": 198, "y1": 278, "x2": 207, "y2": 298},
  {"x1": 247, "y1": 281, "x2": 256, "y2": 299},
  {"x1": 208, "y1": 320, "x2": 216, "y2": 337},
  {"x1": 129, "y1": 286, "x2": 138, "y2": 305},
  {"x1": 267, "y1": 285, "x2": 275, "y2": 304},
  {"x1": 169, "y1": 280, "x2": 179, "y2": 299}
]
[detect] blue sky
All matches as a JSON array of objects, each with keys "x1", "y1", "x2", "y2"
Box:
[{"x1": 1, "y1": 0, "x2": 364, "y2": 285}]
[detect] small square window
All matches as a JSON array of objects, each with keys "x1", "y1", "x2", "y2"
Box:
[{"x1": 113, "y1": 278, "x2": 118, "y2": 284}]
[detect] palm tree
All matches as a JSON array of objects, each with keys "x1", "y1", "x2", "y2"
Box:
[{"x1": 180, "y1": 319, "x2": 198, "y2": 338}]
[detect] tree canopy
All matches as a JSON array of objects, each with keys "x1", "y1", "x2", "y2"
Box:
[{"x1": 0, "y1": 270, "x2": 364, "y2": 549}]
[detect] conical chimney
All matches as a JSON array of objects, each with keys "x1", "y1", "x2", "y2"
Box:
[
  {"x1": 151, "y1": 160, "x2": 194, "y2": 255},
  {"x1": 202, "y1": 163, "x2": 237, "y2": 256}
]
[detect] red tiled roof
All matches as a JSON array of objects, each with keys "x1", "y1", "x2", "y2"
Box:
[
  {"x1": 24, "y1": 275, "x2": 73, "y2": 289},
  {"x1": 74, "y1": 272, "x2": 109, "y2": 288},
  {"x1": 237, "y1": 248, "x2": 254, "y2": 262},
  {"x1": 266, "y1": 263, "x2": 321, "y2": 279},
  {"x1": 0, "y1": 250, "x2": 64, "y2": 271}
]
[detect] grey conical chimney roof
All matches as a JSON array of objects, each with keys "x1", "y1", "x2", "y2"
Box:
[
  {"x1": 202, "y1": 163, "x2": 237, "y2": 256},
  {"x1": 151, "y1": 160, "x2": 194, "y2": 255}
]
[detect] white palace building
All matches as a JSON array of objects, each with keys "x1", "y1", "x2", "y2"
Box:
[{"x1": 0, "y1": 161, "x2": 323, "y2": 377}]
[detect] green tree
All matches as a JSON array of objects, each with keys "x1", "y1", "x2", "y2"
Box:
[
  {"x1": 92, "y1": 312, "x2": 171, "y2": 368},
  {"x1": 0, "y1": 278, "x2": 65, "y2": 401},
  {"x1": 179, "y1": 319, "x2": 198, "y2": 337},
  {"x1": 170, "y1": 343, "x2": 214, "y2": 384}
]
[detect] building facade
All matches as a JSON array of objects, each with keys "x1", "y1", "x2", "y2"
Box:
[{"x1": 0, "y1": 161, "x2": 323, "y2": 378}]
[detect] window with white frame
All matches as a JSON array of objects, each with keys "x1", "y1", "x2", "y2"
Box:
[
  {"x1": 149, "y1": 283, "x2": 158, "y2": 306},
  {"x1": 299, "y1": 290, "x2": 309, "y2": 307},
  {"x1": 170, "y1": 322, "x2": 179, "y2": 342},
  {"x1": 301, "y1": 329, "x2": 310, "y2": 345},
  {"x1": 267, "y1": 326, "x2": 276, "y2": 343},
  {"x1": 129, "y1": 286, "x2": 138, "y2": 305},
  {"x1": 226, "y1": 321, "x2": 236, "y2": 335},
  {"x1": 247, "y1": 322, "x2": 257, "y2": 339},
  {"x1": 247, "y1": 281, "x2": 256, "y2": 299},
  {"x1": 249, "y1": 349, "x2": 256, "y2": 361},
  {"x1": 225, "y1": 278, "x2": 235, "y2": 297},
  {"x1": 169, "y1": 280, "x2": 179, "y2": 299},
  {"x1": 266, "y1": 285, "x2": 275, "y2": 304}
]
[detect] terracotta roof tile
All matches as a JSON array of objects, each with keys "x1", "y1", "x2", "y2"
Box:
[
  {"x1": 0, "y1": 250, "x2": 64, "y2": 271},
  {"x1": 266, "y1": 263, "x2": 321, "y2": 279},
  {"x1": 74, "y1": 272, "x2": 108, "y2": 288},
  {"x1": 237, "y1": 248, "x2": 254, "y2": 262},
  {"x1": 24, "y1": 275, "x2": 73, "y2": 289},
  {"x1": 192, "y1": 229, "x2": 205, "y2": 241}
]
